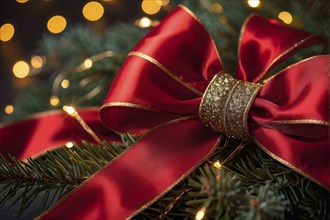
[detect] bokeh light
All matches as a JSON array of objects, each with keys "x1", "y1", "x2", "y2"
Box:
[
  {"x1": 247, "y1": 0, "x2": 260, "y2": 8},
  {"x1": 49, "y1": 95, "x2": 60, "y2": 106},
  {"x1": 4, "y1": 105, "x2": 14, "y2": 114},
  {"x1": 16, "y1": 0, "x2": 28, "y2": 3},
  {"x1": 213, "y1": 160, "x2": 222, "y2": 169},
  {"x1": 82, "y1": 58, "x2": 93, "y2": 69},
  {"x1": 63, "y1": 105, "x2": 77, "y2": 116},
  {"x1": 278, "y1": 11, "x2": 293, "y2": 24},
  {"x1": 141, "y1": 0, "x2": 162, "y2": 15},
  {"x1": 30, "y1": 55, "x2": 44, "y2": 68},
  {"x1": 211, "y1": 3, "x2": 223, "y2": 13},
  {"x1": 66, "y1": 142, "x2": 74, "y2": 148},
  {"x1": 0, "y1": 23, "x2": 15, "y2": 42},
  {"x1": 47, "y1": 15, "x2": 67, "y2": 34},
  {"x1": 13, "y1": 61, "x2": 30, "y2": 78},
  {"x1": 139, "y1": 17, "x2": 152, "y2": 28},
  {"x1": 61, "y1": 79, "x2": 70, "y2": 89},
  {"x1": 82, "y1": 1, "x2": 104, "y2": 21},
  {"x1": 195, "y1": 207, "x2": 206, "y2": 220}
]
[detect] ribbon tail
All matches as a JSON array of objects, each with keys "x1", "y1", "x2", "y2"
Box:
[
  {"x1": 252, "y1": 128, "x2": 329, "y2": 189},
  {"x1": 0, "y1": 108, "x2": 120, "y2": 160},
  {"x1": 39, "y1": 116, "x2": 221, "y2": 219}
]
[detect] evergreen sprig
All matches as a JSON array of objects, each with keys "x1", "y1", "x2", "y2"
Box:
[{"x1": 0, "y1": 134, "x2": 134, "y2": 217}]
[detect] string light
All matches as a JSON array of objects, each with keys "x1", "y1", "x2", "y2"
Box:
[
  {"x1": 16, "y1": 0, "x2": 28, "y2": 3},
  {"x1": 278, "y1": 11, "x2": 293, "y2": 24},
  {"x1": 141, "y1": 0, "x2": 162, "y2": 15},
  {"x1": 61, "y1": 79, "x2": 70, "y2": 89},
  {"x1": 4, "y1": 105, "x2": 14, "y2": 114},
  {"x1": 65, "y1": 142, "x2": 74, "y2": 148},
  {"x1": 139, "y1": 17, "x2": 152, "y2": 28},
  {"x1": 195, "y1": 207, "x2": 206, "y2": 220},
  {"x1": 0, "y1": 23, "x2": 15, "y2": 42},
  {"x1": 30, "y1": 55, "x2": 44, "y2": 68},
  {"x1": 63, "y1": 105, "x2": 77, "y2": 116},
  {"x1": 47, "y1": 15, "x2": 67, "y2": 34},
  {"x1": 13, "y1": 61, "x2": 30, "y2": 78},
  {"x1": 50, "y1": 96, "x2": 60, "y2": 106},
  {"x1": 63, "y1": 105, "x2": 103, "y2": 145},
  {"x1": 82, "y1": 58, "x2": 93, "y2": 69},
  {"x1": 211, "y1": 3, "x2": 223, "y2": 13},
  {"x1": 213, "y1": 160, "x2": 222, "y2": 169},
  {"x1": 82, "y1": 1, "x2": 104, "y2": 21},
  {"x1": 247, "y1": 0, "x2": 261, "y2": 8}
]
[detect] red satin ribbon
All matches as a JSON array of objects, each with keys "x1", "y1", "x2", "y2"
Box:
[
  {"x1": 0, "y1": 108, "x2": 120, "y2": 160},
  {"x1": 0, "y1": 5, "x2": 328, "y2": 220}
]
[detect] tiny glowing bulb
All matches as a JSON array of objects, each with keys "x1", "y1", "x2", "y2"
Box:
[
  {"x1": 50, "y1": 96, "x2": 60, "y2": 106},
  {"x1": 61, "y1": 79, "x2": 70, "y2": 89},
  {"x1": 195, "y1": 207, "x2": 206, "y2": 220},
  {"x1": 247, "y1": 0, "x2": 260, "y2": 8},
  {"x1": 82, "y1": 58, "x2": 93, "y2": 69},
  {"x1": 66, "y1": 142, "x2": 74, "y2": 148},
  {"x1": 63, "y1": 105, "x2": 77, "y2": 116},
  {"x1": 139, "y1": 17, "x2": 152, "y2": 28},
  {"x1": 4, "y1": 105, "x2": 14, "y2": 114},
  {"x1": 213, "y1": 160, "x2": 222, "y2": 169}
]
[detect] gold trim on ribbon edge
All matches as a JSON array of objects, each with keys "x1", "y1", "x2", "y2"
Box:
[
  {"x1": 270, "y1": 119, "x2": 329, "y2": 126},
  {"x1": 128, "y1": 52, "x2": 203, "y2": 96},
  {"x1": 101, "y1": 102, "x2": 182, "y2": 117},
  {"x1": 253, "y1": 138, "x2": 330, "y2": 190},
  {"x1": 256, "y1": 34, "x2": 317, "y2": 82},
  {"x1": 36, "y1": 115, "x2": 221, "y2": 219},
  {"x1": 262, "y1": 54, "x2": 328, "y2": 84},
  {"x1": 100, "y1": 102, "x2": 184, "y2": 138},
  {"x1": 0, "y1": 107, "x2": 100, "y2": 129},
  {"x1": 127, "y1": 136, "x2": 222, "y2": 219},
  {"x1": 0, "y1": 107, "x2": 104, "y2": 172},
  {"x1": 237, "y1": 14, "x2": 319, "y2": 83}
]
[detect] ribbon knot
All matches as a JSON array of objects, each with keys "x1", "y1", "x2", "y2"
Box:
[{"x1": 199, "y1": 72, "x2": 262, "y2": 140}]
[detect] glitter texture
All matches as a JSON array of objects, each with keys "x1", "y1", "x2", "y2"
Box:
[{"x1": 199, "y1": 73, "x2": 262, "y2": 140}]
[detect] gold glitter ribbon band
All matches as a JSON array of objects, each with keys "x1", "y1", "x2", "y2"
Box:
[{"x1": 199, "y1": 73, "x2": 262, "y2": 140}]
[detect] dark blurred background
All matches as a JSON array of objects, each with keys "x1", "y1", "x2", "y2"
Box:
[{"x1": 0, "y1": 0, "x2": 170, "y2": 120}]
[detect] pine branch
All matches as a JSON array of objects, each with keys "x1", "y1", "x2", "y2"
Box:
[
  {"x1": 0, "y1": 134, "x2": 134, "y2": 217},
  {"x1": 184, "y1": 164, "x2": 289, "y2": 220}
]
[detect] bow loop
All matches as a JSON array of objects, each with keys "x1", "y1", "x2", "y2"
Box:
[
  {"x1": 251, "y1": 55, "x2": 328, "y2": 125},
  {"x1": 101, "y1": 6, "x2": 223, "y2": 135},
  {"x1": 236, "y1": 15, "x2": 326, "y2": 82},
  {"x1": 132, "y1": 6, "x2": 223, "y2": 88},
  {"x1": 249, "y1": 55, "x2": 329, "y2": 187}
]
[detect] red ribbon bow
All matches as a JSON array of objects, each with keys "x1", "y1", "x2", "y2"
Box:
[{"x1": 0, "y1": 5, "x2": 328, "y2": 219}]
